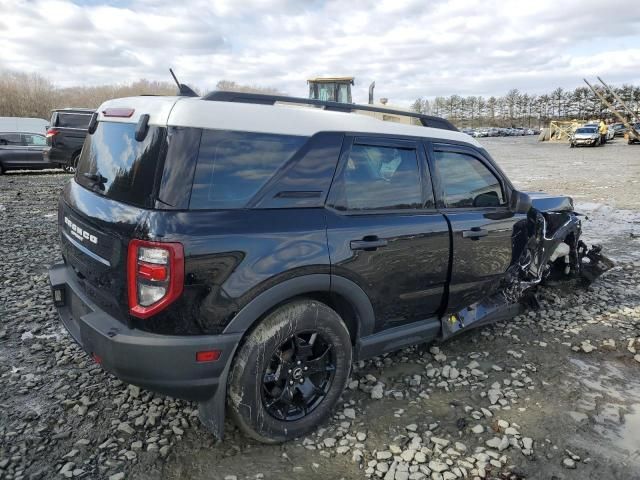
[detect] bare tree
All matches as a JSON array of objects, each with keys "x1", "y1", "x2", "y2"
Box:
[
  {"x1": 0, "y1": 70, "x2": 284, "y2": 119},
  {"x1": 4, "y1": 69, "x2": 638, "y2": 126}
]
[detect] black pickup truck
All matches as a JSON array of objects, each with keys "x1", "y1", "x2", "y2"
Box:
[{"x1": 43, "y1": 108, "x2": 93, "y2": 172}]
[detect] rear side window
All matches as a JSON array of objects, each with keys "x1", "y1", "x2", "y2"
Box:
[
  {"x1": 55, "y1": 113, "x2": 91, "y2": 129},
  {"x1": 434, "y1": 151, "x2": 505, "y2": 208},
  {"x1": 190, "y1": 130, "x2": 307, "y2": 209},
  {"x1": 22, "y1": 134, "x2": 46, "y2": 146},
  {"x1": 332, "y1": 143, "x2": 424, "y2": 211},
  {"x1": 76, "y1": 122, "x2": 166, "y2": 208}
]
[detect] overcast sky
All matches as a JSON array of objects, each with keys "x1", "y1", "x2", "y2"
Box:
[{"x1": 1, "y1": 0, "x2": 639, "y2": 106}]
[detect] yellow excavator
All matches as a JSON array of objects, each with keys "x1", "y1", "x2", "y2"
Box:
[{"x1": 307, "y1": 77, "x2": 420, "y2": 125}]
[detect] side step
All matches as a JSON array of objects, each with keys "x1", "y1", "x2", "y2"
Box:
[
  {"x1": 442, "y1": 294, "x2": 523, "y2": 340},
  {"x1": 356, "y1": 318, "x2": 441, "y2": 360}
]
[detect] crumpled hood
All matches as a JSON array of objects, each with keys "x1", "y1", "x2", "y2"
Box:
[{"x1": 526, "y1": 192, "x2": 574, "y2": 212}]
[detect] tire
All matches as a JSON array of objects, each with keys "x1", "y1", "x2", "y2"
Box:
[
  {"x1": 227, "y1": 299, "x2": 352, "y2": 443},
  {"x1": 569, "y1": 143, "x2": 574, "y2": 148},
  {"x1": 63, "y1": 154, "x2": 79, "y2": 173}
]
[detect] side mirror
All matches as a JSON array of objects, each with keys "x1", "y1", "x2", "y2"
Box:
[{"x1": 510, "y1": 190, "x2": 532, "y2": 214}]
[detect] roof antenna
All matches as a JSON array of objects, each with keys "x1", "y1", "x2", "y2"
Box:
[{"x1": 169, "y1": 68, "x2": 198, "y2": 97}]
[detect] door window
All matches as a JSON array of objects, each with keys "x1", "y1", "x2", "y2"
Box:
[
  {"x1": 0, "y1": 133, "x2": 22, "y2": 146},
  {"x1": 22, "y1": 134, "x2": 46, "y2": 146},
  {"x1": 434, "y1": 151, "x2": 505, "y2": 208},
  {"x1": 317, "y1": 84, "x2": 333, "y2": 101},
  {"x1": 336, "y1": 84, "x2": 350, "y2": 103},
  {"x1": 334, "y1": 144, "x2": 425, "y2": 211}
]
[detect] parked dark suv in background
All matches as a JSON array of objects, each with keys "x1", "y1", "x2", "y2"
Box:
[
  {"x1": 44, "y1": 108, "x2": 93, "y2": 172},
  {"x1": 49, "y1": 91, "x2": 610, "y2": 444}
]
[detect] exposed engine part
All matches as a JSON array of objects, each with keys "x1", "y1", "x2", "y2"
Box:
[
  {"x1": 577, "y1": 242, "x2": 616, "y2": 283},
  {"x1": 549, "y1": 242, "x2": 570, "y2": 263}
]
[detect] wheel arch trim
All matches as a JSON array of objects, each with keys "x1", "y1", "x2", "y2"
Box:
[{"x1": 222, "y1": 274, "x2": 375, "y2": 338}]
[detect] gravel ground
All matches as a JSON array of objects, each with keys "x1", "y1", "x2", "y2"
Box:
[{"x1": 0, "y1": 137, "x2": 639, "y2": 480}]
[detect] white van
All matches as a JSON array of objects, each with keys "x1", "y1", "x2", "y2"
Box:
[{"x1": 0, "y1": 117, "x2": 48, "y2": 135}]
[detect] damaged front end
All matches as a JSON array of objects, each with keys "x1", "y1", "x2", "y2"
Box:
[
  {"x1": 442, "y1": 193, "x2": 614, "y2": 339},
  {"x1": 518, "y1": 194, "x2": 614, "y2": 288}
]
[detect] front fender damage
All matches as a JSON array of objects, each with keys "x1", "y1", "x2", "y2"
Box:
[{"x1": 442, "y1": 207, "x2": 614, "y2": 339}]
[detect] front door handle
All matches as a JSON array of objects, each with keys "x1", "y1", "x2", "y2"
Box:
[
  {"x1": 462, "y1": 227, "x2": 488, "y2": 240},
  {"x1": 350, "y1": 236, "x2": 388, "y2": 251}
]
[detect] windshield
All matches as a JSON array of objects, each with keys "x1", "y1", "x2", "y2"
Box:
[
  {"x1": 53, "y1": 112, "x2": 92, "y2": 129},
  {"x1": 75, "y1": 122, "x2": 166, "y2": 208},
  {"x1": 575, "y1": 128, "x2": 596, "y2": 134}
]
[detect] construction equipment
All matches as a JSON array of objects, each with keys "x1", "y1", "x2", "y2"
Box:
[
  {"x1": 307, "y1": 76, "x2": 419, "y2": 125},
  {"x1": 206, "y1": 90, "x2": 455, "y2": 130},
  {"x1": 307, "y1": 77, "x2": 354, "y2": 103},
  {"x1": 597, "y1": 77, "x2": 638, "y2": 122},
  {"x1": 583, "y1": 78, "x2": 640, "y2": 143}
]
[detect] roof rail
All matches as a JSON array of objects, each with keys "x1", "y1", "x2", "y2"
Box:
[
  {"x1": 51, "y1": 108, "x2": 95, "y2": 113},
  {"x1": 201, "y1": 91, "x2": 458, "y2": 131}
]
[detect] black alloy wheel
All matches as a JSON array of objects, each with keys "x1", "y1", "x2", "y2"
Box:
[
  {"x1": 227, "y1": 299, "x2": 352, "y2": 443},
  {"x1": 261, "y1": 331, "x2": 336, "y2": 421}
]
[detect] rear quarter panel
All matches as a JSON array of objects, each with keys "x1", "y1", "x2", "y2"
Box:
[{"x1": 146, "y1": 208, "x2": 330, "y2": 333}]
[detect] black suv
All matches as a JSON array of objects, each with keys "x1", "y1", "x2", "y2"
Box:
[
  {"x1": 49, "y1": 92, "x2": 609, "y2": 443},
  {"x1": 44, "y1": 108, "x2": 93, "y2": 172}
]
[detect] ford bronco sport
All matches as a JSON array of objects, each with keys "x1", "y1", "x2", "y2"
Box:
[{"x1": 49, "y1": 91, "x2": 611, "y2": 443}]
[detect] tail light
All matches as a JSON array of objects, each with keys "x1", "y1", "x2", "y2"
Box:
[
  {"x1": 127, "y1": 239, "x2": 184, "y2": 319},
  {"x1": 103, "y1": 107, "x2": 135, "y2": 118},
  {"x1": 46, "y1": 128, "x2": 59, "y2": 138}
]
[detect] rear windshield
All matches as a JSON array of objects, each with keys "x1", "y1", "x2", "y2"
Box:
[
  {"x1": 75, "y1": 122, "x2": 166, "y2": 208},
  {"x1": 190, "y1": 130, "x2": 307, "y2": 209},
  {"x1": 53, "y1": 112, "x2": 92, "y2": 129}
]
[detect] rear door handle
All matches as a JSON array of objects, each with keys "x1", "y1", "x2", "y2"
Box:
[
  {"x1": 350, "y1": 237, "x2": 388, "y2": 251},
  {"x1": 462, "y1": 227, "x2": 488, "y2": 239}
]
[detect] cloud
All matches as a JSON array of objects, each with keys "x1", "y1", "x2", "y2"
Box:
[{"x1": 0, "y1": 0, "x2": 639, "y2": 105}]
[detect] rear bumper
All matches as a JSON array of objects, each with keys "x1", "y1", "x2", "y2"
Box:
[{"x1": 48, "y1": 262, "x2": 241, "y2": 401}]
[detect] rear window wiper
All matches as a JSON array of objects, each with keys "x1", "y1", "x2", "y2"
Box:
[{"x1": 83, "y1": 172, "x2": 107, "y2": 190}]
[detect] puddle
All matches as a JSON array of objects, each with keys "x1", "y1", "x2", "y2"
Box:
[
  {"x1": 566, "y1": 357, "x2": 640, "y2": 462},
  {"x1": 576, "y1": 202, "x2": 640, "y2": 262},
  {"x1": 613, "y1": 408, "x2": 640, "y2": 454}
]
